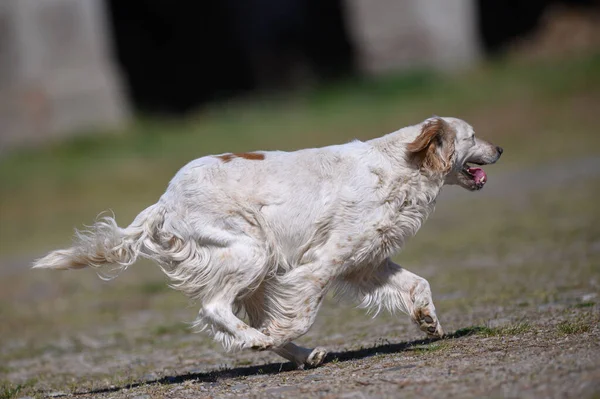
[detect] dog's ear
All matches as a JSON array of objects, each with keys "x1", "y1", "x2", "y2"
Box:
[{"x1": 407, "y1": 117, "x2": 455, "y2": 174}]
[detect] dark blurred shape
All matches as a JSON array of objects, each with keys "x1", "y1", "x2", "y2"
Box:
[
  {"x1": 107, "y1": 0, "x2": 354, "y2": 114},
  {"x1": 477, "y1": 0, "x2": 599, "y2": 54},
  {"x1": 3, "y1": 0, "x2": 598, "y2": 151},
  {"x1": 108, "y1": 0, "x2": 600, "y2": 116}
]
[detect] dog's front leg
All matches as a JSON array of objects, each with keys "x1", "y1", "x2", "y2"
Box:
[{"x1": 338, "y1": 258, "x2": 444, "y2": 338}]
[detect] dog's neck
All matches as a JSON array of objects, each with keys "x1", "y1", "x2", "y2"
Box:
[
  {"x1": 369, "y1": 127, "x2": 447, "y2": 207},
  {"x1": 361, "y1": 131, "x2": 447, "y2": 263},
  {"x1": 368, "y1": 126, "x2": 419, "y2": 165}
]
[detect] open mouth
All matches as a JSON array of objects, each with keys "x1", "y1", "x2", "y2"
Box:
[{"x1": 462, "y1": 163, "x2": 487, "y2": 189}]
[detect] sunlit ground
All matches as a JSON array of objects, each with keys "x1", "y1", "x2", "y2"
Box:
[{"x1": 0, "y1": 53, "x2": 599, "y2": 398}]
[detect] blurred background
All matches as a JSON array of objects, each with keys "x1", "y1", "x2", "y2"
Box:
[
  {"x1": 1, "y1": 0, "x2": 599, "y2": 396},
  {"x1": 0, "y1": 0, "x2": 598, "y2": 257},
  {"x1": 1, "y1": 0, "x2": 599, "y2": 146}
]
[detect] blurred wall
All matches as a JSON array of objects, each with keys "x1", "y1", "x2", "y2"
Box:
[
  {"x1": 1, "y1": 0, "x2": 596, "y2": 150},
  {"x1": 0, "y1": 0, "x2": 128, "y2": 151},
  {"x1": 346, "y1": 0, "x2": 480, "y2": 74}
]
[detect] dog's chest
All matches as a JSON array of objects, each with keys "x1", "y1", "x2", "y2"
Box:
[
  {"x1": 347, "y1": 184, "x2": 439, "y2": 265},
  {"x1": 380, "y1": 198, "x2": 435, "y2": 244}
]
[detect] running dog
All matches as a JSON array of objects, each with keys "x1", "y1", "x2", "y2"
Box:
[{"x1": 34, "y1": 116, "x2": 502, "y2": 368}]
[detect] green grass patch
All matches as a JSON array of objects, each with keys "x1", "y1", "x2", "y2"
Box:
[
  {"x1": 410, "y1": 342, "x2": 450, "y2": 354},
  {"x1": 495, "y1": 323, "x2": 533, "y2": 336},
  {"x1": 573, "y1": 302, "x2": 595, "y2": 309},
  {"x1": 453, "y1": 326, "x2": 490, "y2": 337},
  {"x1": 0, "y1": 379, "x2": 36, "y2": 399},
  {"x1": 0, "y1": 382, "x2": 21, "y2": 399},
  {"x1": 453, "y1": 323, "x2": 532, "y2": 338},
  {"x1": 557, "y1": 319, "x2": 592, "y2": 335}
]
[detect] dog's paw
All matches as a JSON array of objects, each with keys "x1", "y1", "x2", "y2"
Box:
[
  {"x1": 249, "y1": 340, "x2": 274, "y2": 351},
  {"x1": 305, "y1": 347, "x2": 328, "y2": 368},
  {"x1": 293, "y1": 346, "x2": 328, "y2": 370},
  {"x1": 414, "y1": 309, "x2": 444, "y2": 338},
  {"x1": 244, "y1": 332, "x2": 275, "y2": 351}
]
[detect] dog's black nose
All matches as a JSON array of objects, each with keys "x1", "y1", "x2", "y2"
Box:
[{"x1": 496, "y1": 146, "x2": 503, "y2": 155}]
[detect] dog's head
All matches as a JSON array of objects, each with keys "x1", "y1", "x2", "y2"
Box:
[{"x1": 407, "y1": 117, "x2": 502, "y2": 191}]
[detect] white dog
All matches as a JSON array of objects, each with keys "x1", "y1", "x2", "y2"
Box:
[{"x1": 34, "y1": 116, "x2": 502, "y2": 368}]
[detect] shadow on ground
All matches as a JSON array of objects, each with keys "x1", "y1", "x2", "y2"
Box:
[{"x1": 75, "y1": 328, "x2": 478, "y2": 396}]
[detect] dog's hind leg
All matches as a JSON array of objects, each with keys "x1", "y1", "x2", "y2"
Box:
[
  {"x1": 336, "y1": 258, "x2": 444, "y2": 338},
  {"x1": 250, "y1": 261, "x2": 335, "y2": 366},
  {"x1": 198, "y1": 299, "x2": 274, "y2": 351},
  {"x1": 241, "y1": 286, "x2": 328, "y2": 368},
  {"x1": 166, "y1": 241, "x2": 275, "y2": 352}
]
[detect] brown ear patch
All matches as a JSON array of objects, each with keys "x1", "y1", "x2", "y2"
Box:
[
  {"x1": 217, "y1": 152, "x2": 265, "y2": 163},
  {"x1": 407, "y1": 118, "x2": 454, "y2": 174}
]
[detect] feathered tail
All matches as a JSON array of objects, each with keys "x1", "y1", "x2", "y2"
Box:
[{"x1": 32, "y1": 204, "x2": 164, "y2": 278}]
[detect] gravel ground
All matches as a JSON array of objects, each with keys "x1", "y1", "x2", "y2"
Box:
[{"x1": 1, "y1": 157, "x2": 599, "y2": 399}]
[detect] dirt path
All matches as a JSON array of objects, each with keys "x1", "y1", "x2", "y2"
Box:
[
  {"x1": 69, "y1": 321, "x2": 600, "y2": 399},
  {"x1": 1, "y1": 155, "x2": 599, "y2": 399}
]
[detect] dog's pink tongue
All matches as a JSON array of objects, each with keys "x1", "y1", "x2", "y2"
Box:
[{"x1": 469, "y1": 167, "x2": 487, "y2": 184}]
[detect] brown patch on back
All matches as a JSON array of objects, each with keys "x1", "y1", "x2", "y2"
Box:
[
  {"x1": 237, "y1": 152, "x2": 265, "y2": 161},
  {"x1": 216, "y1": 152, "x2": 265, "y2": 163},
  {"x1": 407, "y1": 118, "x2": 455, "y2": 174}
]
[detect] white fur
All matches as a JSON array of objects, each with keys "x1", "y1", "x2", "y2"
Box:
[{"x1": 33, "y1": 116, "x2": 501, "y2": 368}]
